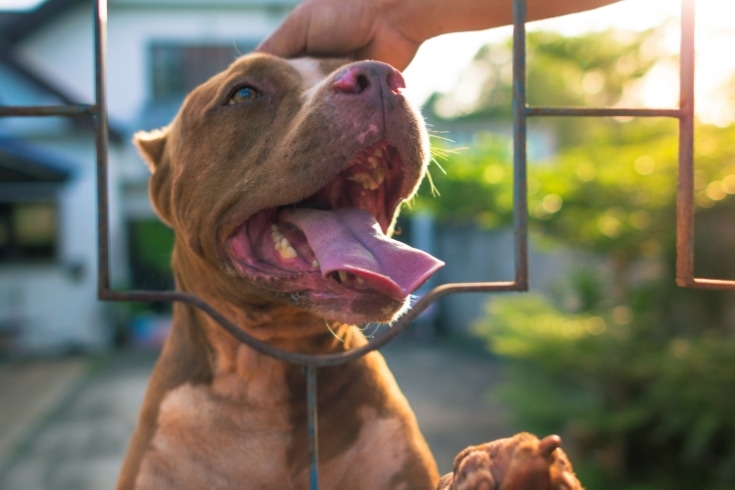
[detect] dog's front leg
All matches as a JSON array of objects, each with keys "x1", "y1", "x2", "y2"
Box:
[{"x1": 436, "y1": 432, "x2": 584, "y2": 490}]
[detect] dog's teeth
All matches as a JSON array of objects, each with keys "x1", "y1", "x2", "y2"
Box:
[
  {"x1": 338, "y1": 271, "x2": 349, "y2": 283},
  {"x1": 368, "y1": 156, "x2": 380, "y2": 167},
  {"x1": 276, "y1": 236, "x2": 297, "y2": 259},
  {"x1": 270, "y1": 224, "x2": 284, "y2": 240},
  {"x1": 348, "y1": 172, "x2": 380, "y2": 190},
  {"x1": 355, "y1": 276, "x2": 365, "y2": 285},
  {"x1": 372, "y1": 167, "x2": 385, "y2": 186},
  {"x1": 278, "y1": 243, "x2": 298, "y2": 259},
  {"x1": 271, "y1": 225, "x2": 298, "y2": 259},
  {"x1": 312, "y1": 260, "x2": 320, "y2": 268}
]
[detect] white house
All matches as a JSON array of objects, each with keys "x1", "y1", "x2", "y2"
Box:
[{"x1": 0, "y1": 0, "x2": 297, "y2": 354}]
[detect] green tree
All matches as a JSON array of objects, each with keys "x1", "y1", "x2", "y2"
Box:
[
  {"x1": 424, "y1": 29, "x2": 663, "y2": 146},
  {"x1": 414, "y1": 28, "x2": 735, "y2": 490}
]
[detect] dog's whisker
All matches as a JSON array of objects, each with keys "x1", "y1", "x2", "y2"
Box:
[
  {"x1": 424, "y1": 166, "x2": 441, "y2": 198},
  {"x1": 355, "y1": 322, "x2": 386, "y2": 339},
  {"x1": 231, "y1": 39, "x2": 243, "y2": 57},
  {"x1": 427, "y1": 131, "x2": 455, "y2": 144},
  {"x1": 325, "y1": 321, "x2": 346, "y2": 342}
]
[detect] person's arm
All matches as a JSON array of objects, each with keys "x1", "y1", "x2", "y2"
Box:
[
  {"x1": 256, "y1": 0, "x2": 620, "y2": 70},
  {"x1": 408, "y1": 0, "x2": 621, "y2": 40}
]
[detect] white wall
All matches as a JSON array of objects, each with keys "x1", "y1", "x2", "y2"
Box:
[
  {"x1": 0, "y1": 135, "x2": 110, "y2": 355},
  {"x1": 0, "y1": 265, "x2": 109, "y2": 354},
  {"x1": 107, "y1": 6, "x2": 285, "y2": 123},
  {"x1": 0, "y1": 133, "x2": 124, "y2": 354},
  {"x1": 18, "y1": 8, "x2": 94, "y2": 106},
  {"x1": 21, "y1": 2, "x2": 292, "y2": 125}
]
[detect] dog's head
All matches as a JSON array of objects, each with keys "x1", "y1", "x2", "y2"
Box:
[{"x1": 135, "y1": 54, "x2": 442, "y2": 325}]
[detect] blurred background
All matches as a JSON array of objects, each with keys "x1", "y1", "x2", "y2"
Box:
[{"x1": 0, "y1": 0, "x2": 734, "y2": 489}]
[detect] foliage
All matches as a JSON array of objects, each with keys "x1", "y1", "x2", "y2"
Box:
[
  {"x1": 128, "y1": 219, "x2": 174, "y2": 277},
  {"x1": 424, "y1": 29, "x2": 665, "y2": 147},
  {"x1": 413, "y1": 134, "x2": 514, "y2": 228},
  {"x1": 474, "y1": 284, "x2": 735, "y2": 490},
  {"x1": 125, "y1": 219, "x2": 175, "y2": 314},
  {"x1": 415, "y1": 27, "x2": 735, "y2": 490}
]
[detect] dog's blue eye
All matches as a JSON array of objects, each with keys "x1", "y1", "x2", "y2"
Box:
[{"x1": 229, "y1": 86, "x2": 259, "y2": 105}]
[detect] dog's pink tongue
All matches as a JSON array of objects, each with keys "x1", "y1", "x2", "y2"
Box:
[{"x1": 279, "y1": 208, "x2": 443, "y2": 300}]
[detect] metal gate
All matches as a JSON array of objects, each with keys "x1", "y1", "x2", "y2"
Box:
[{"x1": 0, "y1": 0, "x2": 731, "y2": 488}]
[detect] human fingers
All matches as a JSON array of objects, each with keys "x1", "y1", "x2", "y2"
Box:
[
  {"x1": 352, "y1": 28, "x2": 421, "y2": 72},
  {"x1": 255, "y1": 2, "x2": 313, "y2": 58},
  {"x1": 257, "y1": 0, "x2": 377, "y2": 59}
]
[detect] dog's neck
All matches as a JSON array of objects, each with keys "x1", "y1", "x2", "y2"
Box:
[
  {"x1": 179, "y1": 300, "x2": 361, "y2": 401},
  {"x1": 167, "y1": 243, "x2": 367, "y2": 402}
]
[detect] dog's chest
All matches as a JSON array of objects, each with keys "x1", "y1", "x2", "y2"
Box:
[
  {"x1": 135, "y1": 382, "x2": 293, "y2": 488},
  {"x1": 134, "y1": 381, "x2": 413, "y2": 489}
]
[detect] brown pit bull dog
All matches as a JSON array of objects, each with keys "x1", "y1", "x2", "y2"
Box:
[{"x1": 117, "y1": 53, "x2": 583, "y2": 490}]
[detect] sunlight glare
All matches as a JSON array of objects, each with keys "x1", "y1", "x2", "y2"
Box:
[
  {"x1": 405, "y1": 0, "x2": 735, "y2": 125},
  {"x1": 0, "y1": 0, "x2": 46, "y2": 10}
]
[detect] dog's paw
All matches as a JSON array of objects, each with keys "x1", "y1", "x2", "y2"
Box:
[{"x1": 436, "y1": 432, "x2": 584, "y2": 490}]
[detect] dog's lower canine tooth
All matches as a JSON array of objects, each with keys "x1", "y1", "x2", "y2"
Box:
[
  {"x1": 271, "y1": 226, "x2": 298, "y2": 259},
  {"x1": 338, "y1": 271, "x2": 349, "y2": 283},
  {"x1": 277, "y1": 242, "x2": 298, "y2": 259}
]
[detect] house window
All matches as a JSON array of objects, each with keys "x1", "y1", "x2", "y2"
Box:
[
  {"x1": 0, "y1": 201, "x2": 57, "y2": 263},
  {"x1": 150, "y1": 43, "x2": 256, "y2": 100}
]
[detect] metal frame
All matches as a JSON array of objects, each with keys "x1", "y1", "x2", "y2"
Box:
[
  {"x1": 516, "y1": 0, "x2": 734, "y2": 290},
  {"x1": 0, "y1": 0, "x2": 732, "y2": 488}
]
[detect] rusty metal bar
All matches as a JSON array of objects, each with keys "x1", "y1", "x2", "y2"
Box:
[
  {"x1": 92, "y1": 282, "x2": 523, "y2": 368},
  {"x1": 512, "y1": 0, "x2": 529, "y2": 290},
  {"x1": 2, "y1": 0, "x2": 732, "y2": 487},
  {"x1": 675, "y1": 0, "x2": 698, "y2": 288},
  {"x1": 0, "y1": 0, "x2": 533, "y2": 376},
  {"x1": 526, "y1": 107, "x2": 683, "y2": 118},
  {"x1": 672, "y1": 0, "x2": 735, "y2": 288},
  {"x1": 519, "y1": 0, "x2": 735, "y2": 290},
  {"x1": 0, "y1": 1, "x2": 728, "y2": 367},
  {"x1": 78, "y1": 0, "x2": 529, "y2": 372},
  {"x1": 305, "y1": 365, "x2": 319, "y2": 490},
  {"x1": 2, "y1": 0, "x2": 727, "y2": 371},
  {"x1": 689, "y1": 278, "x2": 735, "y2": 289},
  {"x1": 0, "y1": 105, "x2": 94, "y2": 117},
  {"x1": 94, "y1": 0, "x2": 112, "y2": 297}
]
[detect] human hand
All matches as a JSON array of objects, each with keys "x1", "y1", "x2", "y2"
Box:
[
  {"x1": 257, "y1": 0, "x2": 622, "y2": 71},
  {"x1": 255, "y1": 0, "x2": 425, "y2": 71}
]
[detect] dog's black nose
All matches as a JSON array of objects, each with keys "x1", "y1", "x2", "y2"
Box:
[{"x1": 332, "y1": 61, "x2": 405, "y2": 96}]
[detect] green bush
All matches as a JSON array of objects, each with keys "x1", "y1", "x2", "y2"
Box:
[{"x1": 474, "y1": 280, "x2": 735, "y2": 490}]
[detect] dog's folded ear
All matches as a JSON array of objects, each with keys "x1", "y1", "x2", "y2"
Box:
[
  {"x1": 133, "y1": 127, "x2": 174, "y2": 226},
  {"x1": 133, "y1": 127, "x2": 169, "y2": 173}
]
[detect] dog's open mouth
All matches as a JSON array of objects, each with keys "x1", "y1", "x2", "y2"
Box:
[{"x1": 226, "y1": 141, "x2": 443, "y2": 304}]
